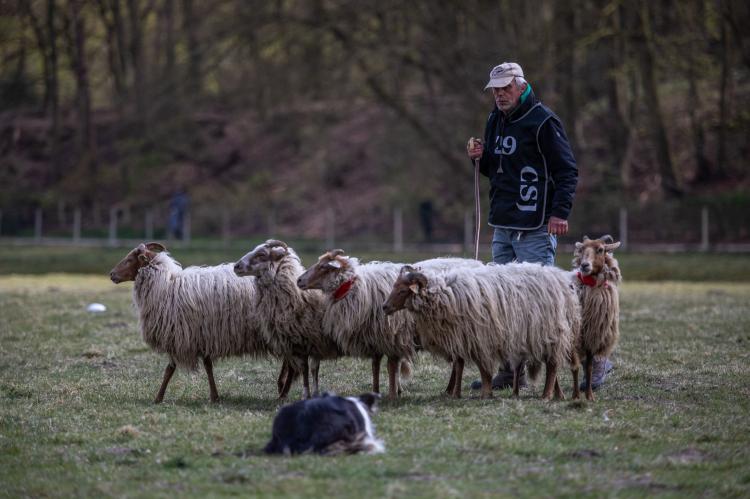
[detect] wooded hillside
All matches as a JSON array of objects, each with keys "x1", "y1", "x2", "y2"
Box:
[{"x1": 1, "y1": 0, "x2": 748, "y2": 241}]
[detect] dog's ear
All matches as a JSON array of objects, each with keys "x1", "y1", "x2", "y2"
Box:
[{"x1": 358, "y1": 392, "x2": 381, "y2": 412}]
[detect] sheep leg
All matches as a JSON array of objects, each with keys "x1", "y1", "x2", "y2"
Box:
[
  {"x1": 585, "y1": 354, "x2": 595, "y2": 401},
  {"x1": 311, "y1": 357, "x2": 320, "y2": 397},
  {"x1": 301, "y1": 357, "x2": 311, "y2": 399},
  {"x1": 571, "y1": 366, "x2": 581, "y2": 400},
  {"x1": 277, "y1": 360, "x2": 289, "y2": 395},
  {"x1": 445, "y1": 361, "x2": 456, "y2": 395},
  {"x1": 478, "y1": 365, "x2": 493, "y2": 399},
  {"x1": 371, "y1": 355, "x2": 383, "y2": 393},
  {"x1": 554, "y1": 378, "x2": 565, "y2": 400},
  {"x1": 512, "y1": 363, "x2": 523, "y2": 398},
  {"x1": 451, "y1": 358, "x2": 465, "y2": 399},
  {"x1": 387, "y1": 356, "x2": 399, "y2": 399},
  {"x1": 202, "y1": 356, "x2": 219, "y2": 403},
  {"x1": 279, "y1": 361, "x2": 297, "y2": 400},
  {"x1": 541, "y1": 359, "x2": 557, "y2": 401},
  {"x1": 154, "y1": 361, "x2": 177, "y2": 404}
]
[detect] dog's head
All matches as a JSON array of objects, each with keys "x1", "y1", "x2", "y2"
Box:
[{"x1": 356, "y1": 392, "x2": 381, "y2": 414}]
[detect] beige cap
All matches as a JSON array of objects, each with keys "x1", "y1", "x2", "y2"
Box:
[{"x1": 484, "y1": 62, "x2": 524, "y2": 89}]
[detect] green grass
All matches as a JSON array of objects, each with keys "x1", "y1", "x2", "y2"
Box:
[
  {"x1": 1, "y1": 244, "x2": 749, "y2": 281},
  {"x1": 1, "y1": 275, "x2": 749, "y2": 497}
]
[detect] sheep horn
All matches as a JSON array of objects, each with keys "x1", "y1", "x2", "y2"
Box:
[
  {"x1": 599, "y1": 234, "x2": 614, "y2": 244},
  {"x1": 604, "y1": 241, "x2": 621, "y2": 251},
  {"x1": 409, "y1": 272, "x2": 428, "y2": 289},
  {"x1": 265, "y1": 239, "x2": 288, "y2": 249},
  {"x1": 582, "y1": 235, "x2": 590, "y2": 242},
  {"x1": 328, "y1": 249, "x2": 346, "y2": 258},
  {"x1": 145, "y1": 242, "x2": 167, "y2": 252}
]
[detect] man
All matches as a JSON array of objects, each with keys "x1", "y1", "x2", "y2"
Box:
[{"x1": 467, "y1": 62, "x2": 611, "y2": 391}]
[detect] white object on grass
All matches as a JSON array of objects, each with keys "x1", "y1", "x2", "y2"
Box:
[{"x1": 87, "y1": 303, "x2": 107, "y2": 313}]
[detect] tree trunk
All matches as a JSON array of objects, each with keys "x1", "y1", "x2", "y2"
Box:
[
  {"x1": 637, "y1": 1, "x2": 681, "y2": 197},
  {"x1": 126, "y1": 0, "x2": 147, "y2": 130},
  {"x1": 23, "y1": 0, "x2": 62, "y2": 181},
  {"x1": 96, "y1": 0, "x2": 128, "y2": 114},
  {"x1": 555, "y1": 0, "x2": 578, "y2": 153},
  {"x1": 717, "y1": 13, "x2": 730, "y2": 178},
  {"x1": 65, "y1": 0, "x2": 95, "y2": 173},
  {"x1": 182, "y1": 0, "x2": 202, "y2": 100}
]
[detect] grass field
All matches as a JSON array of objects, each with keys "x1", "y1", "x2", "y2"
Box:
[{"x1": 1, "y1": 251, "x2": 750, "y2": 497}]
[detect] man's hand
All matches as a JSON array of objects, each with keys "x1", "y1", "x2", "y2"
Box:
[
  {"x1": 548, "y1": 216, "x2": 568, "y2": 235},
  {"x1": 467, "y1": 137, "x2": 483, "y2": 160}
]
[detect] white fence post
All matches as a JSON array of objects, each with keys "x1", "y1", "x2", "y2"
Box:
[
  {"x1": 145, "y1": 209, "x2": 154, "y2": 240},
  {"x1": 325, "y1": 207, "x2": 335, "y2": 249},
  {"x1": 700, "y1": 206, "x2": 709, "y2": 252},
  {"x1": 108, "y1": 207, "x2": 118, "y2": 246},
  {"x1": 73, "y1": 208, "x2": 81, "y2": 243},
  {"x1": 393, "y1": 208, "x2": 403, "y2": 253},
  {"x1": 34, "y1": 207, "x2": 43, "y2": 242},
  {"x1": 619, "y1": 207, "x2": 628, "y2": 251}
]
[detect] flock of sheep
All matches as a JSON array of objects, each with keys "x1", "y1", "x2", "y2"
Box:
[{"x1": 108, "y1": 235, "x2": 622, "y2": 404}]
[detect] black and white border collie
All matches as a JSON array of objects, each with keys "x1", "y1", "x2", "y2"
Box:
[{"x1": 263, "y1": 392, "x2": 384, "y2": 456}]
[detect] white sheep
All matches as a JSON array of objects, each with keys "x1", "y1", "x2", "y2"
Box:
[
  {"x1": 296, "y1": 249, "x2": 417, "y2": 399},
  {"x1": 382, "y1": 262, "x2": 580, "y2": 400},
  {"x1": 410, "y1": 257, "x2": 484, "y2": 398},
  {"x1": 109, "y1": 243, "x2": 270, "y2": 403},
  {"x1": 571, "y1": 235, "x2": 622, "y2": 401},
  {"x1": 234, "y1": 239, "x2": 340, "y2": 399}
]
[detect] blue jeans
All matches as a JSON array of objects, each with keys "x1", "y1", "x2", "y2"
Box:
[{"x1": 491, "y1": 226, "x2": 557, "y2": 266}]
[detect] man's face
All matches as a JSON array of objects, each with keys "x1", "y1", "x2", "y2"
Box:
[{"x1": 492, "y1": 81, "x2": 524, "y2": 112}]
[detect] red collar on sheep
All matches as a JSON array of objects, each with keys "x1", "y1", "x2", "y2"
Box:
[
  {"x1": 577, "y1": 272, "x2": 609, "y2": 288},
  {"x1": 333, "y1": 278, "x2": 357, "y2": 301}
]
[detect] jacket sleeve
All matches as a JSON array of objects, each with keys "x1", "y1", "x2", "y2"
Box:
[{"x1": 539, "y1": 117, "x2": 578, "y2": 220}]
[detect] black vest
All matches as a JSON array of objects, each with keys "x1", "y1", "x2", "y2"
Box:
[{"x1": 484, "y1": 101, "x2": 558, "y2": 230}]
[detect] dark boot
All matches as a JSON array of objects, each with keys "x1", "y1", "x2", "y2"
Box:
[
  {"x1": 579, "y1": 357, "x2": 613, "y2": 391},
  {"x1": 470, "y1": 364, "x2": 527, "y2": 390}
]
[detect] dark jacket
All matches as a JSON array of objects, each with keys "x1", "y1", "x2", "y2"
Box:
[{"x1": 477, "y1": 88, "x2": 578, "y2": 230}]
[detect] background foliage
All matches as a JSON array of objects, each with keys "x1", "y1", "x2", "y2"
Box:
[{"x1": 1, "y1": 0, "x2": 749, "y2": 241}]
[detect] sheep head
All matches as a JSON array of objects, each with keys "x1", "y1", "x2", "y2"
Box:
[
  {"x1": 573, "y1": 235, "x2": 621, "y2": 277},
  {"x1": 382, "y1": 266, "x2": 428, "y2": 315},
  {"x1": 110, "y1": 242, "x2": 167, "y2": 283},
  {"x1": 234, "y1": 239, "x2": 289, "y2": 278},
  {"x1": 297, "y1": 249, "x2": 352, "y2": 292}
]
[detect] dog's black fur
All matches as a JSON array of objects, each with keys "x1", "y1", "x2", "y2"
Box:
[{"x1": 264, "y1": 392, "x2": 383, "y2": 455}]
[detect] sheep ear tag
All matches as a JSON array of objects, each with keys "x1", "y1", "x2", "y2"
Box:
[
  {"x1": 409, "y1": 283, "x2": 420, "y2": 294},
  {"x1": 327, "y1": 259, "x2": 342, "y2": 269}
]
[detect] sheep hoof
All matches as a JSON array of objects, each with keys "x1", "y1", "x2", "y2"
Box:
[{"x1": 586, "y1": 393, "x2": 595, "y2": 402}]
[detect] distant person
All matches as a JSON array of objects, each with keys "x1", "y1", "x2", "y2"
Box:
[
  {"x1": 168, "y1": 189, "x2": 189, "y2": 240},
  {"x1": 466, "y1": 62, "x2": 610, "y2": 391}
]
